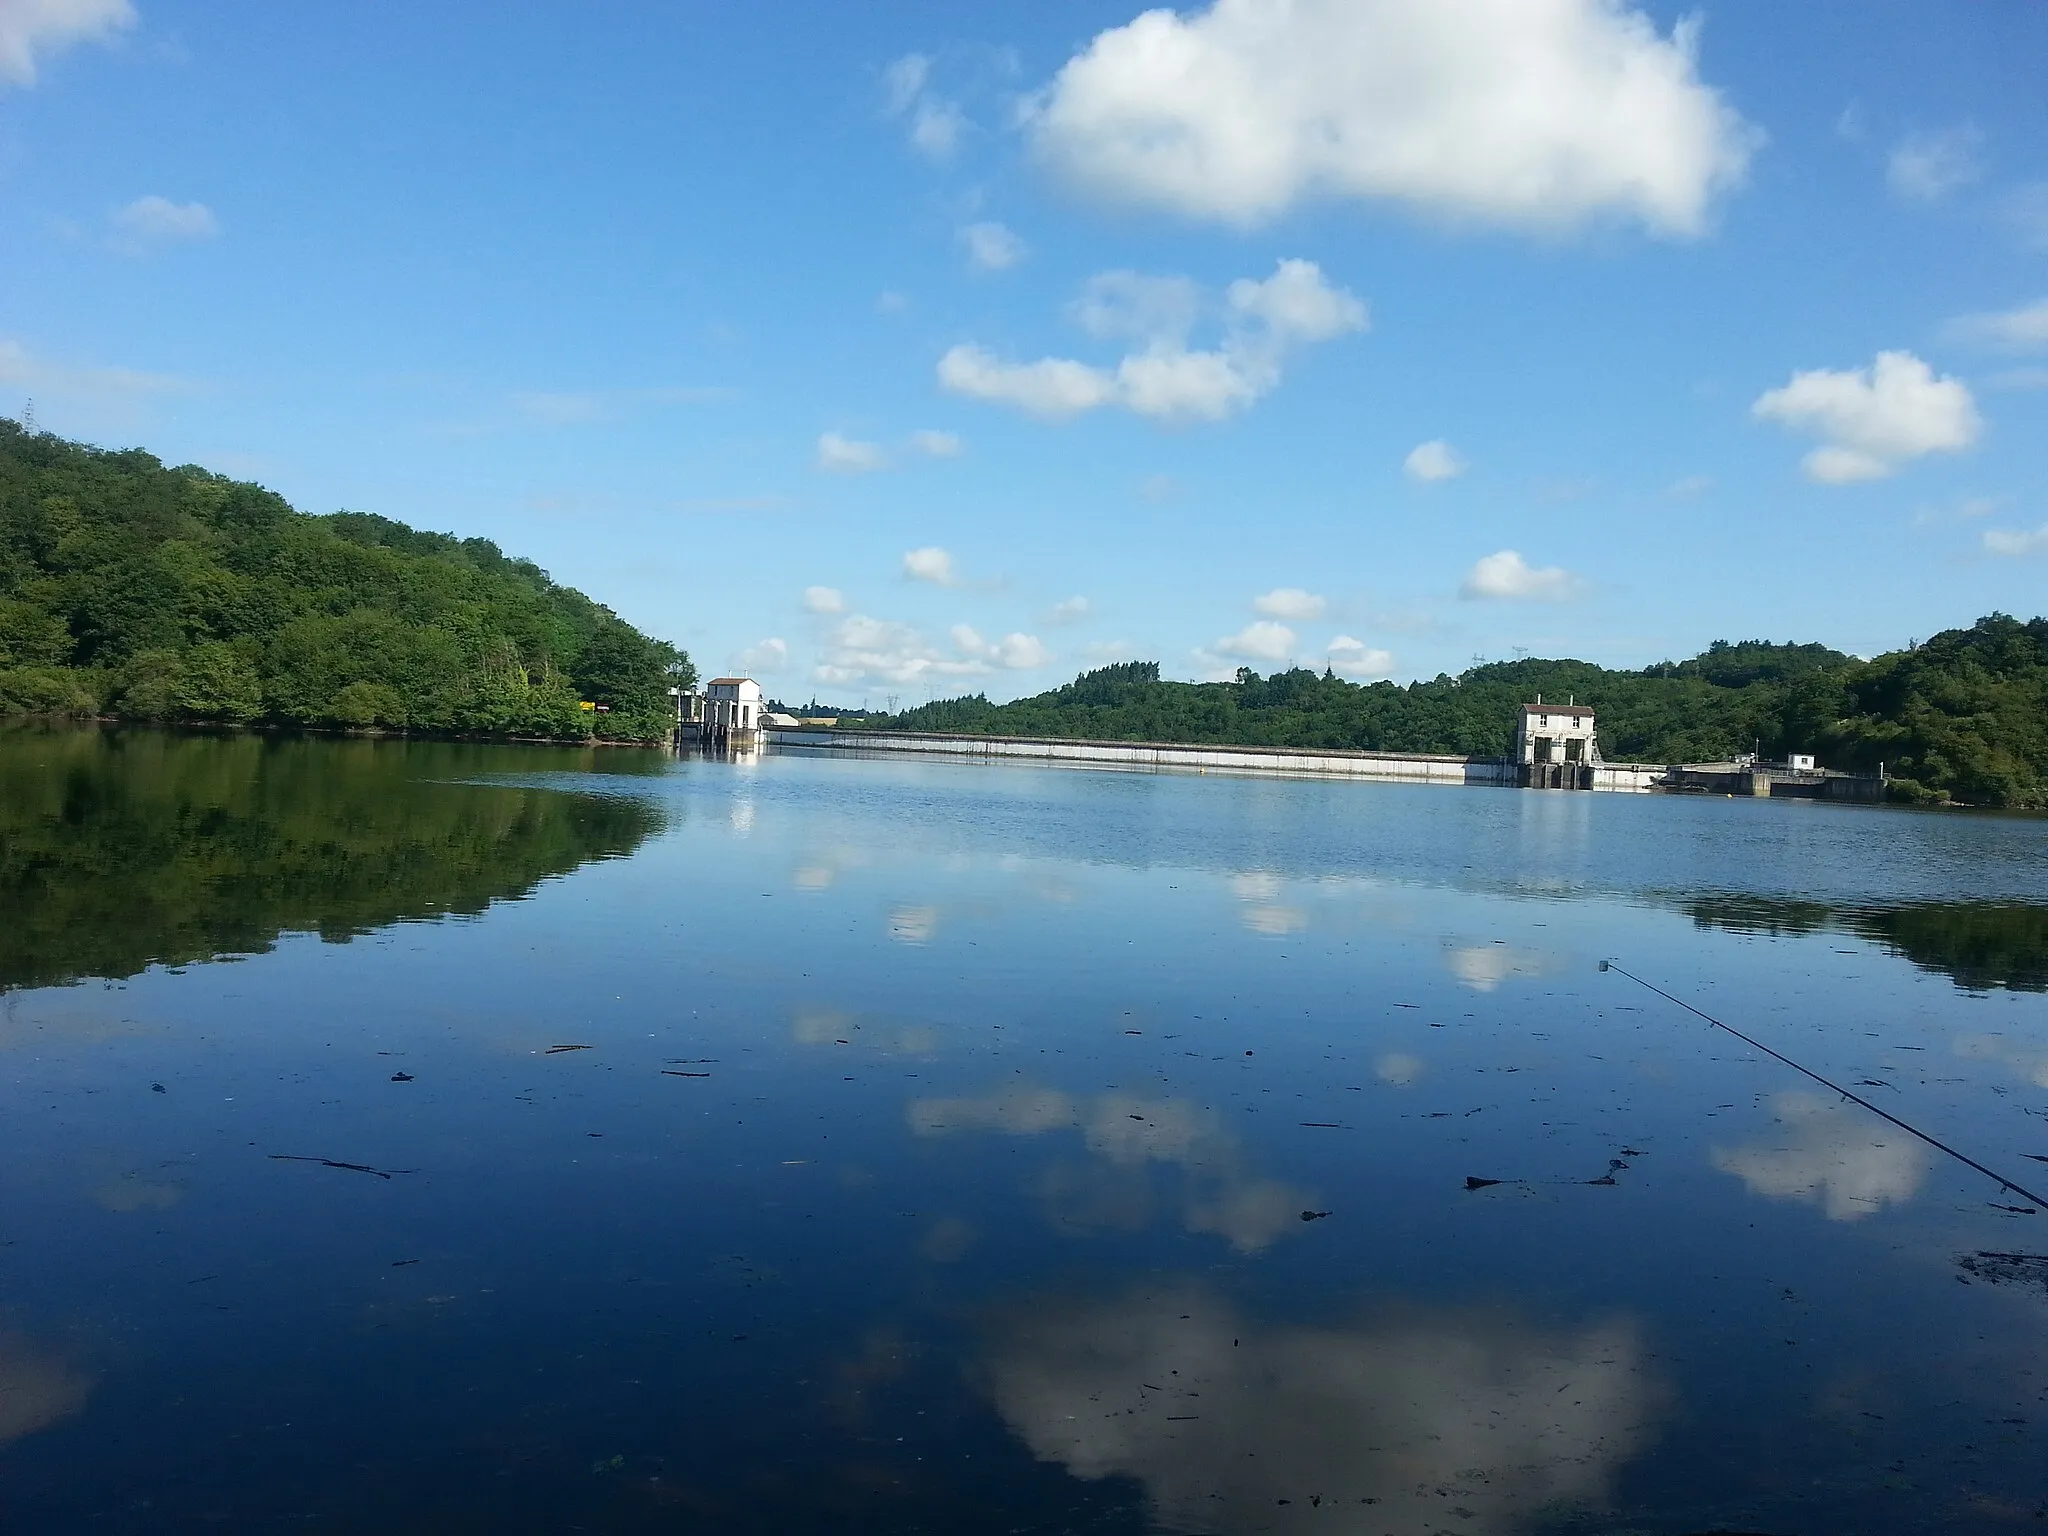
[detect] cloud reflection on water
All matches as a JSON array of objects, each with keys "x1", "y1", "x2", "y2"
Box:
[
  {"x1": 1711, "y1": 1092, "x2": 1929, "y2": 1221},
  {"x1": 909, "y1": 1087, "x2": 1313, "y2": 1251},
  {"x1": 983, "y1": 1287, "x2": 1661, "y2": 1535},
  {"x1": 0, "y1": 1334, "x2": 92, "y2": 1446}
]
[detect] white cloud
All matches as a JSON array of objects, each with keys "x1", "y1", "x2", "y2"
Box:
[
  {"x1": 1251, "y1": 587, "x2": 1324, "y2": 620},
  {"x1": 1943, "y1": 297, "x2": 2048, "y2": 354},
  {"x1": 1137, "y1": 472, "x2": 1177, "y2": 501},
  {"x1": 0, "y1": 0, "x2": 131, "y2": 87},
  {"x1": 939, "y1": 258, "x2": 1364, "y2": 425},
  {"x1": 881, "y1": 53, "x2": 930, "y2": 116},
  {"x1": 510, "y1": 391, "x2": 604, "y2": 425},
  {"x1": 881, "y1": 52, "x2": 966, "y2": 160},
  {"x1": 1887, "y1": 125, "x2": 1982, "y2": 202},
  {"x1": 1712, "y1": 1092, "x2": 1927, "y2": 1222},
  {"x1": 1024, "y1": 0, "x2": 1755, "y2": 236},
  {"x1": 816, "y1": 430, "x2": 887, "y2": 473},
  {"x1": 731, "y1": 637, "x2": 788, "y2": 674},
  {"x1": 1460, "y1": 549, "x2": 1586, "y2": 602},
  {"x1": 1752, "y1": 350, "x2": 1981, "y2": 483},
  {"x1": 109, "y1": 195, "x2": 218, "y2": 253},
  {"x1": 902, "y1": 546, "x2": 959, "y2": 585},
  {"x1": 961, "y1": 220, "x2": 1026, "y2": 271},
  {"x1": 1045, "y1": 595, "x2": 1091, "y2": 625},
  {"x1": 1212, "y1": 620, "x2": 1295, "y2": 662},
  {"x1": 1404, "y1": 438, "x2": 1464, "y2": 482},
  {"x1": 812, "y1": 613, "x2": 990, "y2": 688},
  {"x1": 875, "y1": 289, "x2": 911, "y2": 314},
  {"x1": 952, "y1": 624, "x2": 1054, "y2": 669},
  {"x1": 908, "y1": 428, "x2": 964, "y2": 457},
  {"x1": 1665, "y1": 473, "x2": 1713, "y2": 498},
  {"x1": 982, "y1": 1289, "x2": 1661, "y2": 1535},
  {"x1": 1984, "y1": 525, "x2": 2048, "y2": 558},
  {"x1": 1325, "y1": 635, "x2": 1394, "y2": 678},
  {"x1": 801, "y1": 585, "x2": 846, "y2": 614},
  {"x1": 938, "y1": 345, "x2": 1118, "y2": 420}
]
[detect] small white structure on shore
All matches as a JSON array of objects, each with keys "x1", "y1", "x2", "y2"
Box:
[
  {"x1": 704, "y1": 677, "x2": 765, "y2": 742},
  {"x1": 1517, "y1": 699, "x2": 1600, "y2": 788}
]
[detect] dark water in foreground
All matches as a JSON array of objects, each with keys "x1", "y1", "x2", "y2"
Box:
[{"x1": 3, "y1": 726, "x2": 2047, "y2": 1534}]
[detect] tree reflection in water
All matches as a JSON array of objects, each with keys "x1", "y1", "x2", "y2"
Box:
[{"x1": 0, "y1": 725, "x2": 663, "y2": 992}]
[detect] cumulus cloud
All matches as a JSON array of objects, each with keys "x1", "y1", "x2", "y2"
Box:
[
  {"x1": 731, "y1": 637, "x2": 788, "y2": 674},
  {"x1": 2005, "y1": 182, "x2": 2048, "y2": 252},
  {"x1": 938, "y1": 346, "x2": 1119, "y2": 420},
  {"x1": 817, "y1": 430, "x2": 886, "y2": 473},
  {"x1": 902, "y1": 546, "x2": 959, "y2": 585},
  {"x1": 953, "y1": 625, "x2": 1052, "y2": 669},
  {"x1": 1887, "y1": 125, "x2": 1982, "y2": 202},
  {"x1": 908, "y1": 428, "x2": 964, "y2": 457},
  {"x1": 1326, "y1": 635, "x2": 1394, "y2": 679},
  {"x1": 1024, "y1": 0, "x2": 1755, "y2": 236},
  {"x1": 812, "y1": 613, "x2": 989, "y2": 688},
  {"x1": 941, "y1": 258, "x2": 1364, "y2": 425},
  {"x1": 881, "y1": 52, "x2": 966, "y2": 159},
  {"x1": 982, "y1": 1287, "x2": 1663, "y2": 1536},
  {"x1": 1212, "y1": 620, "x2": 1295, "y2": 662},
  {"x1": 1943, "y1": 297, "x2": 2048, "y2": 353},
  {"x1": 1251, "y1": 586, "x2": 1324, "y2": 620},
  {"x1": 0, "y1": 0, "x2": 131, "y2": 86},
  {"x1": 1712, "y1": 1092, "x2": 1928, "y2": 1221},
  {"x1": 802, "y1": 585, "x2": 846, "y2": 614},
  {"x1": 1404, "y1": 437, "x2": 1465, "y2": 482},
  {"x1": 961, "y1": 220, "x2": 1026, "y2": 270},
  {"x1": 1984, "y1": 525, "x2": 2048, "y2": 559},
  {"x1": 1752, "y1": 351, "x2": 1981, "y2": 483},
  {"x1": 911, "y1": 1088, "x2": 1313, "y2": 1252},
  {"x1": 1460, "y1": 549, "x2": 1586, "y2": 602},
  {"x1": 110, "y1": 195, "x2": 219, "y2": 253},
  {"x1": 1045, "y1": 595, "x2": 1091, "y2": 625}
]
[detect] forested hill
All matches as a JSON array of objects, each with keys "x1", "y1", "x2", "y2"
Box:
[
  {"x1": 0, "y1": 424, "x2": 690, "y2": 740},
  {"x1": 884, "y1": 619, "x2": 2048, "y2": 809}
]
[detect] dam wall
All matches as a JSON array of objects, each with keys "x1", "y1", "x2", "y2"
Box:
[{"x1": 763, "y1": 727, "x2": 1668, "y2": 791}]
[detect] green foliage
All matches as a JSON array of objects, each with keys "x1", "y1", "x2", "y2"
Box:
[
  {"x1": 0, "y1": 724, "x2": 664, "y2": 992},
  {"x1": 0, "y1": 422, "x2": 689, "y2": 740},
  {"x1": 884, "y1": 622, "x2": 2048, "y2": 809}
]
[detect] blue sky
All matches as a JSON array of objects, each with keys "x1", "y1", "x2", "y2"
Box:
[{"x1": 2, "y1": 1, "x2": 2044, "y2": 704}]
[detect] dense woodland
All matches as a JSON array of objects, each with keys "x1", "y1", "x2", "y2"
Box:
[
  {"x1": 0, "y1": 424, "x2": 690, "y2": 740},
  {"x1": 885, "y1": 620, "x2": 2048, "y2": 809}
]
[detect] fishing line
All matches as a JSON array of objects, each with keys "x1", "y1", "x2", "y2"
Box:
[{"x1": 1600, "y1": 959, "x2": 2048, "y2": 1212}]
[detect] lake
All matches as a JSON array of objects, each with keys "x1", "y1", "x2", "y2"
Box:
[{"x1": 3, "y1": 725, "x2": 2046, "y2": 1534}]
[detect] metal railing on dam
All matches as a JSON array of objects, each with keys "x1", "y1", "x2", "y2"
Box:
[{"x1": 762, "y1": 726, "x2": 1671, "y2": 791}]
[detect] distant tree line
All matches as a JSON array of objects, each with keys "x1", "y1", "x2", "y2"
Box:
[
  {"x1": 880, "y1": 621, "x2": 2048, "y2": 809},
  {"x1": 0, "y1": 423, "x2": 691, "y2": 740}
]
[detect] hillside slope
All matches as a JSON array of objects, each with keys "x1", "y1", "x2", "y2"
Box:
[{"x1": 0, "y1": 424, "x2": 689, "y2": 739}]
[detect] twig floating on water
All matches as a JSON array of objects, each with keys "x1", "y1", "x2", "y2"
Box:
[
  {"x1": 661, "y1": 1070, "x2": 712, "y2": 1078},
  {"x1": 268, "y1": 1154, "x2": 412, "y2": 1180},
  {"x1": 545, "y1": 1044, "x2": 592, "y2": 1055}
]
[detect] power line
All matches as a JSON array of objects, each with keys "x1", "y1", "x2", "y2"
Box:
[{"x1": 1601, "y1": 959, "x2": 2047, "y2": 1211}]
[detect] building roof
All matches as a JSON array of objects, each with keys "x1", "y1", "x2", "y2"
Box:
[
  {"x1": 1522, "y1": 702, "x2": 1592, "y2": 716},
  {"x1": 705, "y1": 677, "x2": 758, "y2": 687}
]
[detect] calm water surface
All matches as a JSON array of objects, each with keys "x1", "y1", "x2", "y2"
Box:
[{"x1": 4, "y1": 726, "x2": 2047, "y2": 1533}]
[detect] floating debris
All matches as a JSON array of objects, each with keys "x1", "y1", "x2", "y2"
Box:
[
  {"x1": 544, "y1": 1044, "x2": 592, "y2": 1055},
  {"x1": 1957, "y1": 1252, "x2": 2048, "y2": 1295},
  {"x1": 390, "y1": 1071, "x2": 414, "y2": 1082},
  {"x1": 1299, "y1": 1210, "x2": 1332, "y2": 1222},
  {"x1": 1465, "y1": 1177, "x2": 1505, "y2": 1191},
  {"x1": 150, "y1": 1082, "x2": 166, "y2": 1094},
  {"x1": 661, "y1": 1070, "x2": 711, "y2": 1078}
]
